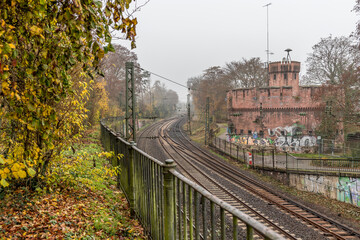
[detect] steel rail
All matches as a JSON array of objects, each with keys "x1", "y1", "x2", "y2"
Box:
[
  {"x1": 157, "y1": 118, "x2": 297, "y2": 239},
  {"x1": 170, "y1": 117, "x2": 360, "y2": 240}
]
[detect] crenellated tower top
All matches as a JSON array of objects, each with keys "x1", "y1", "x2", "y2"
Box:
[{"x1": 268, "y1": 60, "x2": 300, "y2": 88}]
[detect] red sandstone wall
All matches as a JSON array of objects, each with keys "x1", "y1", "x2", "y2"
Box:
[
  {"x1": 227, "y1": 86, "x2": 325, "y2": 137},
  {"x1": 229, "y1": 86, "x2": 322, "y2": 110}
]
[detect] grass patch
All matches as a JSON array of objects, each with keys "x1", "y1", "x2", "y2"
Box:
[
  {"x1": 215, "y1": 123, "x2": 227, "y2": 137},
  {"x1": 0, "y1": 127, "x2": 145, "y2": 239}
]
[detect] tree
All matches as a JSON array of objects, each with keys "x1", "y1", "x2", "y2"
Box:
[
  {"x1": 148, "y1": 81, "x2": 179, "y2": 118},
  {"x1": 98, "y1": 44, "x2": 149, "y2": 116},
  {"x1": 0, "y1": 0, "x2": 139, "y2": 187},
  {"x1": 224, "y1": 57, "x2": 267, "y2": 88},
  {"x1": 302, "y1": 35, "x2": 360, "y2": 85},
  {"x1": 189, "y1": 66, "x2": 231, "y2": 122},
  {"x1": 315, "y1": 68, "x2": 360, "y2": 139}
]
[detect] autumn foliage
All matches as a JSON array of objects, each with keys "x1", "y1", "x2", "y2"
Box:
[{"x1": 0, "y1": 0, "x2": 138, "y2": 187}]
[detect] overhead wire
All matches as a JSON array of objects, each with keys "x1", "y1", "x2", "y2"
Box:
[{"x1": 134, "y1": 65, "x2": 196, "y2": 91}]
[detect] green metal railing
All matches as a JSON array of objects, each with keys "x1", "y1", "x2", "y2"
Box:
[{"x1": 101, "y1": 121, "x2": 285, "y2": 240}]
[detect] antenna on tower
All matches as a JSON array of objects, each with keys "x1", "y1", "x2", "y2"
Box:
[
  {"x1": 285, "y1": 48, "x2": 292, "y2": 63},
  {"x1": 263, "y1": 3, "x2": 272, "y2": 85}
]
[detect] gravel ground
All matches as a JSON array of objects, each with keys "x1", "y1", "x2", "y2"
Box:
[
  {"x1": 192, "y1": 159, "x2": 327, "y2": 239},
  {"x1": 164, "y1": 120, "x2": 324, "y2": 239},
  {"x1": 137, "y1": 118, "x2": 360, "y2": 239}
]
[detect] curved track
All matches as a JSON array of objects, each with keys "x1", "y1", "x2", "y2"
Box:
[{"x1": 137, "y1": 117, "x2": 360, "y2": 240}]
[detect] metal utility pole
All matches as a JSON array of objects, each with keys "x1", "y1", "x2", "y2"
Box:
[
  {"x1": 125, "y1": 62, "x2": 136, "y2": 142},
  {"x1": 205, "y1": 97, "x2": 210, "y2": 145},
  {"x1": 259, "y1": 102, "x2": 264, "y2": 136},
  {"x1": 187, "y1": 92, "x2": 191, "y2": 135},
  {"x1": 263, "y1": 3, "x2": 272, "y2": 85}
]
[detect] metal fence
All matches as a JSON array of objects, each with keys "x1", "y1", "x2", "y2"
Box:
[
  {"x1": 101, "y1": 121, "x2": 285, "y2": 240},
  {"x1": 211, "y1": 137, "x2": 360, "y2": 175},
  {"x1": 320, "y1": 139, "x2": 360, "y2": 157}
]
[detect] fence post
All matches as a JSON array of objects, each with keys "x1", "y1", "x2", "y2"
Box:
[
  {"x1": 252, "y1": 149, "x2": 255, "y2": 168},
  {"x1": 272, "y1": 149, "x2": 275, "y2": 169},
  {"x1": 262, "y1": 150, "x2": 264, "y2": 168},
  {"x1": 163, "y1": 159, "x2": 177, "y2": 240},
  {"x1": 230, "y1": 142, "x2": 232, "y2": 156},
  {"x1": 128, "y1": 141, "x2": 136, "y2": 216},
  {"x1": 236, "y1": 145, "x2": 239, "y2": 161},
  {"x1": 285, "y1": 152, "x2": 288, "y2": 172}
]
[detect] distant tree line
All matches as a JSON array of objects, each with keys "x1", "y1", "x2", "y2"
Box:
[
  {"x1": 94, "y1": 44, "x2": 178, "y2": 123},
  {"x1": 187, "y1": 57, "x2": 267, "y2": 122}
]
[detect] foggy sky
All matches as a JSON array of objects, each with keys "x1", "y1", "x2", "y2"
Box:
[{"x1": 117, "y1": 0, "x2": 358, "y2": 102}]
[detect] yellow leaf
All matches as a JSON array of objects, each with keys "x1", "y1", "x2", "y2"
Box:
[
  {"x1": 30, "y1": 26, "x2": 43, "y2": 35},
  {"x1": 27, "y1": 167, "x2": 36, "y2": 177},
  {"x1": 11, "y1": 163, "x2": 20, "y2": 171},
  {"x1": 8, "y1": 43, "x2": 15, "y2": 49},
  {"x1": 18, "y1": 170, "x2": 27, "y2": 178},
  {"x1": 0, "y1": 178, "x2": 9, "y2": 187},
  {"x1": 3, "y1": 168, "x2": 10, "y2": 174},
  {"x1": 3, "y1": 65, "x2": 9, "y2": 71}
]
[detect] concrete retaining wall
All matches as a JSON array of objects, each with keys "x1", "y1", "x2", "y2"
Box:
[{"x1": 262, "y1": 170, "x2": 360, "y2": 207}]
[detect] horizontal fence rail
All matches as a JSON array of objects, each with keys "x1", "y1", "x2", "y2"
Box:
[
  {"x1": 211, "y1": 137, "x2": 360, "y2": 175},
  {"x1": 100, "y1": 121, "x2": 285, "y2": 240}
]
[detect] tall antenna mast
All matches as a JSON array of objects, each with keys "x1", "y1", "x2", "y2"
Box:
[{"x1": 263, "y1": 3, "x2": 271, "y2": 84}]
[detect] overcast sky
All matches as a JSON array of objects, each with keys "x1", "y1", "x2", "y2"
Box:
[{"x1": 118, "y1": 0, "x2": 358, "y2": 102}]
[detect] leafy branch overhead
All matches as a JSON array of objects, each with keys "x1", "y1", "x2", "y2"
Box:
[{"x1": 0, "y1": 0, "x2": 138, "y2": 187}]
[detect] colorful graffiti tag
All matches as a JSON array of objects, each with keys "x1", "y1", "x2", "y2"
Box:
[
  {"x1": 228, "y1": 135, "x2": 273, "y2": 146},
  {"x1": 337, "y1": 177, "x2": 360, "y2": 206},
  {"x1": 228, "y1": 124, "x2": 317, "y2": 151}
]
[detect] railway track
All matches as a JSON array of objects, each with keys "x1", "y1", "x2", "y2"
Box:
[{"x1": 137, "y1": 117, "x2": 360, "y2": 240}]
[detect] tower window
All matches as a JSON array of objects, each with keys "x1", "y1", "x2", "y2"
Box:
[
  {"x1": 284, "y1": 73, "x2": 288, "y2": 80},
  {"x1": 273, "y1": 74, "x2": 276, "y2": 80},
  {"x1": 293, "y1": 73, "x2": 297, "y2": 79}
]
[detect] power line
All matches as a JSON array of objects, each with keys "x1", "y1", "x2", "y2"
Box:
[{"x1": 135, "y1": 65, "x2": 191, "y2": 90}]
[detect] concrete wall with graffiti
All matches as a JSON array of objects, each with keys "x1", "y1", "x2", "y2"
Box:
[
  {"x1": 227, "y1": 124, "x2": 317, "y2": 152},
  {"x1": 289, "y1": 174, "x2": 360, "y2": 207}
]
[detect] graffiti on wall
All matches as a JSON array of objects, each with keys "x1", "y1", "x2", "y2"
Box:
[
  {"x1": 268, "y1": 125, "x2": 317, "y2": 151},
  {"x1": 274, "y1": 135, "x2": 317, "y2": 151},
  {"x1": 293, "y1": 175, "x2": 360, "y2": 207},
  {"x1": 228, "y1": 135, "x2": 274, "y2": 146},
  {"x1": 337, "y1": 177, "x2": 360, "y2": 206},
  {"x1": 228, "y1": 124, "x2": 317, "y2": 151},
  {"x1": 300, "y1": 175, "x2": 335, "y2": 198}
]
